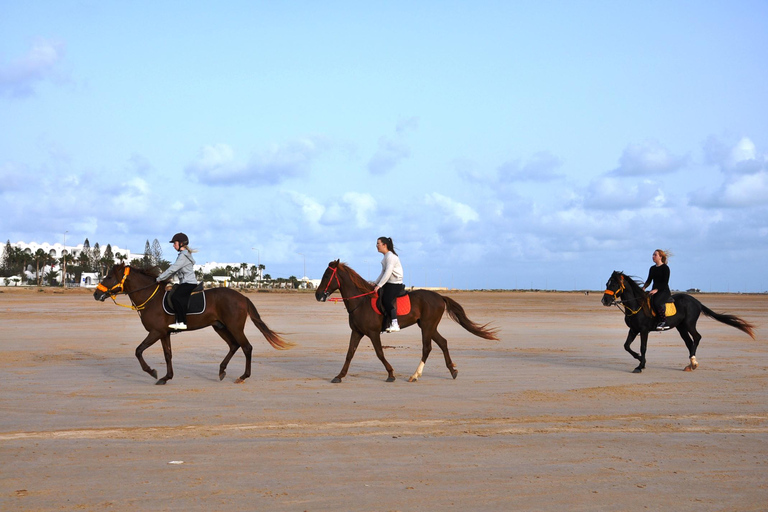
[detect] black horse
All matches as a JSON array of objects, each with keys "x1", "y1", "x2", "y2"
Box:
[{"x1": 602, "y1": 271, "x2": 755, "y2": 373}]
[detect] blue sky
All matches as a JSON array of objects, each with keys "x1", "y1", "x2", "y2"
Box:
[{"x1": 2, "y1": 1, "x2": 768, "y2": 291}]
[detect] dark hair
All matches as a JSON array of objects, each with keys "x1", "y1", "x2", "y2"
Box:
[{"x1": 377, "y1": 237, "x2": 397, "y2": 256}]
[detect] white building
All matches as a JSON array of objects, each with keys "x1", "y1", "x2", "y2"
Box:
[
  {"x1": 0, "y1": 240, "x2": 139, "y2": 286},
  {"x1": 0, "y1": 240, "x2": 138, "y2": 263}
]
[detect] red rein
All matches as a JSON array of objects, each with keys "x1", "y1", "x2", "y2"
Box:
[{"x1": 324, "y1": 265, "x2": 376, "y2": 303}]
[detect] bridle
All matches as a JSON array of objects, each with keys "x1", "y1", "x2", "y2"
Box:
[
  {"x1": 322, "y1": 265, "x2": 376, "y2": 304},
  {"x1": 96, "y1": 266, "x2": 161, "y2": 311},
  {"x1": 604, "y1": 273, "x2": 644, "y2": 316},
  {"x1": 96, "y1": 266, "x2": 132, "y2": 295}
]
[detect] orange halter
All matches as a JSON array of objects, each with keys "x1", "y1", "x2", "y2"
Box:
[{"x1": 96, "y1": 266, "x2": 131, "y2": 296}]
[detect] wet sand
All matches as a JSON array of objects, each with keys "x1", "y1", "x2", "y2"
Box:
[{"x1": 1, "y1": 287, "x2": 766, "y2": 511}]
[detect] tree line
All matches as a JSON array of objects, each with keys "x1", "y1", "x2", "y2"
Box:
[{"x1": 0, "y1": 238, "x2": 170, "y2": 286}]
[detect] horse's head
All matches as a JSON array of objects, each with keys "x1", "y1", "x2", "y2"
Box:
[
  {"x1": 315, "y1": 260, "x2": 342, "y2": 302},
  {"x1": 93, "y1": 263, "x2": 130, "y2": 302},
  {"x1": 601, "y1": 271, "x2": 626, "y2": 306}
]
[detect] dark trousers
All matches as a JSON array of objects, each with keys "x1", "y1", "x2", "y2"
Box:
[
  {"x1": 651, "y1": 291, "x2": 670, "y2": 323},
  {"x1": 171, "y1": 283, "x2": 196, "y2": 323},
  {"x1": 380, "y1": 283, "x2": 404, "y2": 328}
]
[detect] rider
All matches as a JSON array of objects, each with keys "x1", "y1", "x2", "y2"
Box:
[
  {"x1": 373, "y1": 236, "x2": 404, "y2": 333},
  {"x1": 643, "y1": 249, "x2": 671, "y2": 330},
  {"x1": 157, "y1": 233, "x2": 197, "y2": 330}
]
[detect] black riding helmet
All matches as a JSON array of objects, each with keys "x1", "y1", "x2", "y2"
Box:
[{"x1": 169, "y1": 232, "x2": 189, "y2": 245}]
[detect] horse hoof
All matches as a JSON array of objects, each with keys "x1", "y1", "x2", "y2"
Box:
[
  {"x1": 150, "y1": 369, "x2": 158, "y2": 379},
  {"x1": 386, "y1": 376, "x2": 396, "y2": 382},
  {"x1": 408, "y1": 376, "x2": 418, "y2": 382},
  {"x1": 219, "y1": 371, "x2": 226, "y2": 381},
  {"x1": 632, "y1": 368, "x2": 643, "y2": 374},
  {"x1": 235, "y1": 378, "x2": 245, "y2": 384},
  {"x1": 684, "y1": 365, "x2": 692, "y2": 372},
  {"x1": 331, "y1": 377, "x2": 342, "y2": 383},
  {"x1": 155, "y1": 379, "x2": 166, "y2": 385},
  {"x1": 451, "y1": 369, "x2": 459, "y2": 379}
]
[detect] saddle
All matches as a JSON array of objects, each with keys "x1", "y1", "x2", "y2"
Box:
[
  {"x1": 163, "y1": 283, "x2": 206, "y2": 316},
  {"x1": 651, "y1": 298, "x2": 677, "y2": 318},
  {"x1": 372, "y1": 286, "x2": 411, "y2": 316}
]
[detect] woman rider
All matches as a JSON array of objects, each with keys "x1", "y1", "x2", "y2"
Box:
[
  {"x1": 157, "y1": 233, "x2": 197, "y2": 330},
  {"x1": 373, "y1": 237, "x2": 404, "y2": 333},
  {"x1": 643, "y1": 249, "x2": 671, "y2": 330}
]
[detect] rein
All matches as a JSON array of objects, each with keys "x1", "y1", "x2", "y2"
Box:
[
  {"x1": 97, "y1": 266, "x2": 162, "y2": 311},
  {"x1": 323, "y1": 265, "x2": 376, "y2": 303}
]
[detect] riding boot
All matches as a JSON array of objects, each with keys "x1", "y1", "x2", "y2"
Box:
[{"x1": 656, "y1": 307, "x2": 667, "y2": 330}]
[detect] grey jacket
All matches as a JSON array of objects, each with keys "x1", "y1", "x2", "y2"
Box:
[{"x1": 157, "y1": 250, "x2": 197, "y2": 284}]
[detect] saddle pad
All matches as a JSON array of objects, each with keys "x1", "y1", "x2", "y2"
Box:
[
  {"x1": 163, "y1": 290, "x2": 206, "y2": 316},
  {"x1": 652, "y1": 301, "x2": 677, "y2": 318},
  {"x1": 371, "y1": 294, "x2": 411, "y2": 316}
]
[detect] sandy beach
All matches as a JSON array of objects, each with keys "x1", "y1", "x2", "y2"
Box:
[{"x1": 1, "y1": 287, "x2": 766, "y2": 511}]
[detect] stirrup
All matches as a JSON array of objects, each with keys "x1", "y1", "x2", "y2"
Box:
[{"x1": 169, "y1": 322, "x2": 187, "y2": 330}]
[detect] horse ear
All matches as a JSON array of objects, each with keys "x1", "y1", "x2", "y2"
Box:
[{"x1": 330, "y1": 260, "x2": 339, "y2": 267}]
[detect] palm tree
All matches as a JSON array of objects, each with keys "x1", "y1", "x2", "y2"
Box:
[{"x1": 34, "y1": 249, "x2": 47, "y2": 286}]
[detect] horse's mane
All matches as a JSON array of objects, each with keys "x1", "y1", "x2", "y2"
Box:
[
  {"x1": 617, "y1": 271, "x2": 646, "y2": 296},
  {"x1": 338, "y1": 262, "x2": 374, "y2": 291},
  {"x1": 134, "y1": 265, "x2": 161, "y2": 279},
  {"x1": 115, "y1": 263, "x2": 160, "y2": 279},
  {"x1": 615, "y1": 271, "x2": 652, "y2": 315}
]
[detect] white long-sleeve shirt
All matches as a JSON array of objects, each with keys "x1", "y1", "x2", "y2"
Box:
[{"x1": 375, "y1": 252, "x2": 403, "y2": 287}]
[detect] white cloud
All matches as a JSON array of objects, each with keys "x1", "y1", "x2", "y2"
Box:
[
  {"x1": 583, "y1": 177, "x2": 665, "y2": 210},
  {"x1": 186, "y1": 138, "x2": 324, "y2": 186},
  {"x1": 498, "y1": 151, "x2": 563, "y2": 182},
  {"x1": 612, "y1": 141, "x2": 688, "y2": 176},
  {"x1": 704, "y1": 136, "x2": 766, "y2": 174},
  {"x1": 367, "y1": 137, "x2": 411, "y2": 175},
  {"x1": 343, "y1": 192, "x2": 377, "y2": 227},
  {"x1": 424, "y1": 192, "x2": 479, "y2": 224},
  {"x1": 0, "y1": 39, "x2": 65, "y2": 97},
  {"x1": 694, "y1": 171, "x2": 768, "y2": 208},
  {"x1": 286, "y1": 191, "x2": 325, "y2": 226}
]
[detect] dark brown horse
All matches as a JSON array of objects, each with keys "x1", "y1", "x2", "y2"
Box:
[
  {"x1": 315, "y1": 260, "x2": 499, "y2": 383},
  {"x1": 602, "y1": 270, "x2": 756, "y2": 373},
  {"x1": 94, "y1": 263, "x2": 292, "y2": 384}
]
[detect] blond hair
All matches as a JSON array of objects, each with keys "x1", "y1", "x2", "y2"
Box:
[{"x1": 655, "y1": 249, "x2": 672, "y2": 264}]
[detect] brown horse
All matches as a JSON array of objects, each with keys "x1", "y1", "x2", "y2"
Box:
[
  {"x1": 315, "y1": 260, "x2": 499, "y2": 383},
  {"x1": 94, "y1": 263, "x2": 292, "y2": 384}
]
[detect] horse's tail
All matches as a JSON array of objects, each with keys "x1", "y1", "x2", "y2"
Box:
[
  {"x1": 700, "y1": 304, "x2": 756, "y2": 340},
  {"x1": 442, "y1": 296, "x2": 500, "y2": 340},
  {"x1": 247, "y1": 299, "x2": 294, "y2": 349}
]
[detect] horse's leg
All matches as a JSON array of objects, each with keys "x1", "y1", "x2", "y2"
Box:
[
  {"x1": 408, "y1": 326, "x2": 433, "y2": 382},
  {"x1": 155, "y1": 334, "x2": 174, "y2": 385},
  {"x1": 622, "y1": 330, "x2": 644, "y2": 373},
  {"x1": 333, "y1": 330, "x2": 364, "y2": 383},
  {"x1": 432, "y1": 330, "x2": 458, "y2": 379},
  {"x1": 229, "y1": 328, "x2": 254, "y2": 384},
  {"x1": 678, "y1": 323, "x2": 701, "y2": 372},
  {"x1": 135, "y1": 331, "x2": 162, "y2": 380},
  {"x1": 635, "y1": 331, "x2": 649, "y2": 373},
  {"x1": 369, "y1": 332, "x2": 396, "y2": 382},
  {"x1": 213, "y1": 324, "x2": 240, "y2": 381}
]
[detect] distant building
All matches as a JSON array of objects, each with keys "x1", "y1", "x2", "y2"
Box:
[{"x1": 0, "y1": 240, "x2": 138, "y2": 263}]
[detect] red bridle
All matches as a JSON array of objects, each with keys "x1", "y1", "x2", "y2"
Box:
[
  {"x1": 322, "y1": 264, "x2": 376, "y2": 303},
  {"x1": 322, "y1": 265, "x2": 342, "y2": 296}
]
